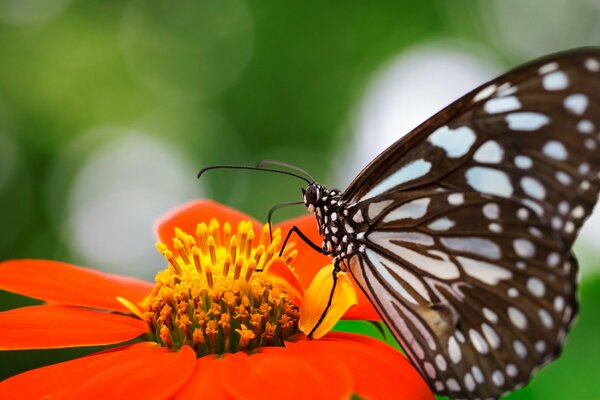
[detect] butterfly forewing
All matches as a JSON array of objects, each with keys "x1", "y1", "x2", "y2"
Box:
[
  {"x1": 334, "y1": 49, "x2": 600, "y2": 399},
  {"x1": 343, "y1": 50, "x2": 600, "y2": 247}
]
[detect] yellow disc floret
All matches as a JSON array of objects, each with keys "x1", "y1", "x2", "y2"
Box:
[{"x1": 140, "y1": 219, "x2": 301, "y2": 356}]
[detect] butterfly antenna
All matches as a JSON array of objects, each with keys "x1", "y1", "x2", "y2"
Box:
[
  {"x1": 267, "y1": 200, "x2": 304, "y2": 240},
  {"x1": 197, "y1": 165, "x2": 312, "y2": 185},
  {"x1": 256, "y1": 160, "x2": 316, "y2": 183}
]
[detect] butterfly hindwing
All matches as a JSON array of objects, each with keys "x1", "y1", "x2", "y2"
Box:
[{"x1": 344, "y1": 189, "x2": 577, "y2": 398}]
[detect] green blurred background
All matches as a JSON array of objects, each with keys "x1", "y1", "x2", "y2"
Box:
[{"x1": 0, "y1": 0, "x2": 599, "y2": 398}]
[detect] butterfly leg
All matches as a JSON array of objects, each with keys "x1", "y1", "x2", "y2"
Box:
[
  {"x1": 307, "y1": 261, "x2": 341, "y2": 339},
  {"x1": 278, "y1": 225, "x2": 327, "y2": 257}
]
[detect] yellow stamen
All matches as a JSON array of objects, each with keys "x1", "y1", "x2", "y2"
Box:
[
  {"x1": 205, "y1": 262, "x2": 213, "y2": 288},
  {"x1": 244, "y1": 260, "x2": 256, "y2": 282},
  {"x1": 144, "y1": 220, "x2": 301, "y2": 357},
  {"x1": 236, "y1": 324, "x2": 255, "y2": 350},
  {"x1": 192, "y1": 247, "x2": 202, "y2": 274},
  {"x1": 234, "y1": 257, "x2": 243, "y2": 280},
  {"x1": 116, "y1": 296, "x2": 145, "y2": 320},
  {"x1": 223, "y1": 254, "x2": 232, "y2": 277},
  {"x1": 245, "y1": 229, "x2": 254, "y2": 260}
]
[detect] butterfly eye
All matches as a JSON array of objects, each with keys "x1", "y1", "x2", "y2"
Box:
[{"x1": 305, "y1": 185, "x2": 320, "y2": 205}]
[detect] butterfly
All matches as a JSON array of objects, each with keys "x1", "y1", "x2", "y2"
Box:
[
  {"x1": 274, "y1": 48, "x2": 600, "y2": 399},
  {"x1": 199, "y1": 47, "x2": 600, "y2": 399}
]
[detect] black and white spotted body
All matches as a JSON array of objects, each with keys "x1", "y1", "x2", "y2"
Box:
[
  {"x1": 297, "y1": 48, "x2": 600, "y2": 400},
  {"x1": 302, "y1": 184, "x2": 358, "y2": 266}
]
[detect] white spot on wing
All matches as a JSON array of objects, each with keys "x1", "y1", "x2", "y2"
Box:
[
  {"x1": 369, "y1": 233, "x2": 460, "y2": 280},
  {"x1": 496, "y1": 82, "x2": 517, "y2": 96},
  {"x1": 446, "y1": 378, "x2": 461, "y2": 392},
  {"x1": 506, "y1": 112, "x2": 550, "y2": 131},
  {"x1": 543, "y1": 71, "x2": 569, "y2": 90},
  {"x1": 492, "y1": 370, "x2": 505, "y2": 387},
  {"x1": 521, "y1": 176, "x2": 546, "y2": 200},
  {"x1": 469, "y1": 329, "x2": 489, "y2": 354},
  {"x1": 473, "y1": 84, "x2": 496, "y2": 102},
  {"x1": 472, "y1": 366, "x2": 484, "y2": 384},
  {"x1": 483, "y1": 203, "x2": 500, "y2": 219},
  {"x1": 352, "y1": 209, "x2": 364, "y2": 223},
  {"x1": 482, "y1": 323, "x2": 500, "y2": 349},
  {"x1": 383, "y1": 198, "x2": 431, "y2": 222},
  {"x1": 508, "y1": 307, "x2": 528, "y2": 330},
  {"x1": 441, "y1": 237, "x2": 501, "y2": 260},
  {"x1": 513, "y1": 339, "x2": 527, "y2": 358},
  {"x1": 514, "y1": 155, "x2": 532, "y2": 169},
  {"x1": 506, "y1": 364, "x2": 518, "y2": 378},
  {"x1": 563, "y1": 93, "x2": 588, "y2": 115},
  {"x1": 483, "y1": 308, "x2": 498, "y2": 323},
  {"x1": 458, "y1": 256, "x2": 512, "y2": 284},
  {"x1": 484, "y1": 96, "x2": 521, "y2": 114},
  {"x1": 539, "y1": 308, "x2": 553, "y2": 329},
  {"x1": 577, "y1": 119, "x2": 594, "y2": 134},
  {"x1": 428, "y1": 217, "x2": 455, "y2": 231},
  {"x1": 369, "y1": 230, "x2": 434, "y2": 247},
  {"x1": 543, "y1": 140, "x2": 568, "y2": 160},
  {"x1": 514, "y1": 238, "x2": 536, "y2": 258},
  {"x1": 556, "y1": 171, "x2": 571, "y2": 185},
  {"x1": 464, "y1": 373, "x2": 476, "y2": 392},
  {"x1": 435, "y1": 354, "x2": 447, "y2": 371},
  {"x1": 547, "y1": 252, "x2": 560, "y2": 267},
  {"x1": 448, "y1": 193, "x2": 464, "y2": 205},
  {"x1": 448, "y1": 336, "x2": 461, "y2": 363},
  {"x1": 538, "y1": 62, "x2": 558, "y2": 75},
  {"x1": 361, "y1": 159, "x2": 432, "y2": 200},
  {"x1": 367, "y1": 199, "x2": 393, "y2": 220},
  {"x1": 428, "y1": 125, "x2": 477, "y2": 158},
  {"x1": 585, "y1": 58, "x2": 600, "y2": 72},
  {"x1": 554, "y1": 296, "x2": 565, "y2": 312},
  {"x1": 465, "y1": 167, "x2": 513, "y2": 197},
  {"x1": 474, "y1": 140, "x2": 504, "y2": 164},
  {"x1": 527, "y1": 277, "x2": 545, "y2": 297}
]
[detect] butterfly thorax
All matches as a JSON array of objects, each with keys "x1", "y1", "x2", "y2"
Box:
[{"x1": 303, "y1": 183, "x2": 360, "y2": 267}]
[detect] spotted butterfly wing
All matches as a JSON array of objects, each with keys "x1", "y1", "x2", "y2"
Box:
[{"x1": 316, "y1": 48, "x2": 599, "y2": 399}]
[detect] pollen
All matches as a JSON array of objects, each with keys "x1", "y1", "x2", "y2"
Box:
[{"x1": 141, "y1": 219, "x2": 301, "y2": 356}]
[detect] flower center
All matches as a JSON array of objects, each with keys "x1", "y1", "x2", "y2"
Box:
[{"x1": 141, "y1": 219, "x2": 301, "y2": 356}]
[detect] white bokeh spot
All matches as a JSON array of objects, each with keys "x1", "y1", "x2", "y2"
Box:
[
  {"x1": 338, "y1": 43, "x2": 498, "y2": 186},
  {"x1": 67, "y1": 132, "x2": 202, "y2": 279}
]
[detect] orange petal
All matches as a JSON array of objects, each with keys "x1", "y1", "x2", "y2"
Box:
[
  {"x1": 277, "y1": 215, "x2": 381, "y2": 321},
  {"x1": 0, "y1": 259, "x2": 153, "y2": 313},
  {"x1": 173, "y1": 355, "x2": 228, "y2": 400},
  {"x1": 290, "y1": 332, "x2": 435, "y2": 400},
  {"x1": 0, "y1": 343, "x2": 196, "y2": 400},
  {"x1": 265, "y1": 259, "x2": 304, "y2": 300},
  {"x1": 0, "y1": 305, "x2": 147, "y2": 349},
  {"x1": 299, "y1": 265, "x2": 357, "y2": 339},
  {"x1": 154, "y1": 200, "x2": 263, "y2": 248},
  {"x1": 222, "y1": 346, "x2": 353, "y2": 400}
]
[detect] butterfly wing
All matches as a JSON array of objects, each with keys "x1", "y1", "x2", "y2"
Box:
[
  {"x1": 346, "y1": 190, "x2": 577, "y2": 398},
  {"x1": 340, "y1": 48, "x2": 600, "y2": 398},
  {"x1": 343, "y1": 48, "x2": 600, "y2": 248}
]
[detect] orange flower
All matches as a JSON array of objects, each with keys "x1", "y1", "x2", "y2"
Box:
[{"x1": 0, "y1": 200, "x2": 434, "y2": 400}]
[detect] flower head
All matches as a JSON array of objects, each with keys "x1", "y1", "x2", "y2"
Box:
[
  {"x1": 0, "y1": 200, "x2": 434, "y2": 400},
  {"x1": 142, "y1": 220, "x2": 302, "y2": 355}
]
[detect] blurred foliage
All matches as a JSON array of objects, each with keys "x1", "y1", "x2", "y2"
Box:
[{"x1": 0, "y1": 0, "x2": 599, "y2": 398}]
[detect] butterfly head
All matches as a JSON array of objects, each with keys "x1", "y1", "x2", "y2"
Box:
[{"x1": 302, "y1": 183, "x2": 323, "y2": 213}]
